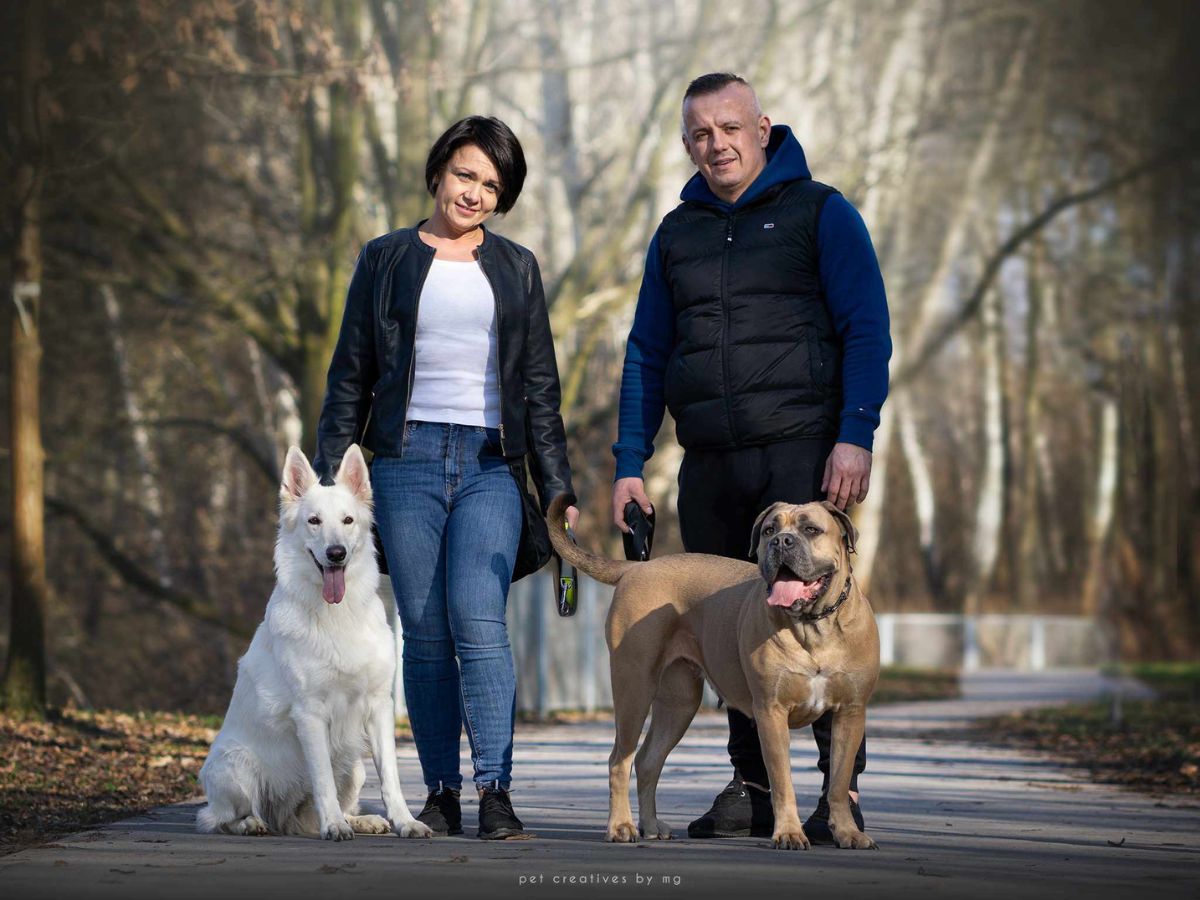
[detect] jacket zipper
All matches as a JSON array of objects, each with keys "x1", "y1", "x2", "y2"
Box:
[
  {"x1": 720, "y1": 216, "x2": 740, "y2": 446},
  {"x1": 476, "y1": 249, "x2": 508, "y2": 456},
  {"x1": 402, "y1": 248, "x2": 437, "y2": 457}
]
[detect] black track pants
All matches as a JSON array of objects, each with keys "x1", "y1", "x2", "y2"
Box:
[{"x1": 676, "y1": 437, "x2": 866, "y2": 794}]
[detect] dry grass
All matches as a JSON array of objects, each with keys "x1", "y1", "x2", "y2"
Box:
[
  {"x1": 0, "y1": 708, "x2": 214, "y2": 857},
  {"x1": 974, "y1": 664, "x2": 1200, "y2": 796}
]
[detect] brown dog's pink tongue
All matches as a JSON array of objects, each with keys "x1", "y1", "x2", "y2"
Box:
[
  {"x1": 768, "y1": 580, "x2": 805, "y2": 607},
  {"x1": 322, "y1": 566, "x2": 346, "y2": 604},
  {"x1": 768, "y1": 577, "x2": 821, "y2": 607}
]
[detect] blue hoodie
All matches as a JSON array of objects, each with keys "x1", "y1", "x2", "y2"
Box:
[{"x1": 612, "y1": 125, "x2": 892, "y2": 480}]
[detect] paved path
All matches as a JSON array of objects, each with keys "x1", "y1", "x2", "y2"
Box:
[{"x1": 2, "y1": 671, "x2": 1197, "y2": 899}]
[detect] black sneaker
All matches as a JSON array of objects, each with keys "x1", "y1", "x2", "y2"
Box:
[
  {"x1": 686, "y1": 775, "x2": 774, "y2": 838},
  {"x1": 477, "y1": 783, "x2": 532, "y2": 840},
  {"x1": 802, "y1": 794, "x2": 865, "y2": 844},
  {"x1": 417, "y1": 784, "x2": 462, "y2": 836}
]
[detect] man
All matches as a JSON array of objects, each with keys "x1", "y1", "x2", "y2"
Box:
[{"x1": 611, "y1": 73, "x2": 890, "y2": 841}]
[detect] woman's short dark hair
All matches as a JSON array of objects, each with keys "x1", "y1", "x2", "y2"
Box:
[{"x1": 425, "y1": 116, "x2": 527, "y2": 215}]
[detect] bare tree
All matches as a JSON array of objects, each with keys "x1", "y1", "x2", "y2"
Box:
[{"x1": 2, "y1": 1, "x2": 49, "y2": 717}]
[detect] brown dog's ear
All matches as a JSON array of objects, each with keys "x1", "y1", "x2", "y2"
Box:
[
  {"x1": 749, "y1": 502, "x2": 787, "y2": 560},
  {"x1": 820, "y1": 501, "x2": 858, "y2": 554}
]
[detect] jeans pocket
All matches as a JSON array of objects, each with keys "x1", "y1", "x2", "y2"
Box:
[{"x1": 400, "y1": 420, "x2": 418, "y2": 453}]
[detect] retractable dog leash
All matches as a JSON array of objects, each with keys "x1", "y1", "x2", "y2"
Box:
[
  {"x1": 553, "y1": 504, "x2": 655, "y2": 616},
  {"x1": 555, "y1": 520, "x2": 578, "y2": 617}
]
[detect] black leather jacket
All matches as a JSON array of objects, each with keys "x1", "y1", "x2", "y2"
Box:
[{"x1": 313, "y1": 225, "x2": 574, "y2": 513}]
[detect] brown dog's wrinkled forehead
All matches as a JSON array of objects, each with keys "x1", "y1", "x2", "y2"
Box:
[
  {"x1": 750, "y1": 501, "x2": 858, "y2": 558},
  {"x1": 772, "y1": 503, "x2": 835, "y2": 530}
]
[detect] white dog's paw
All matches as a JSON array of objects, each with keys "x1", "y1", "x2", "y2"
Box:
[
  {"x1": 638, "y1": 819, "x2": 672, "y2": 840},
  {"x1": 233, "y1": 815, "x2": 269, "y2": 836},
  {"x1": 346, "y1": 814, "x2": 391, "y2": 835},
  {"x1": 322, "y1": 819, "x2": 356, "y2": 841},
  {"x1": 397, "y1": 819, "x2": 434, "y2": 839}
]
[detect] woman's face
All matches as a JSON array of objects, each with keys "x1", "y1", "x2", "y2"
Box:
[{"x1": 432, "y1": 143, "x2": 502, "y2": 235}]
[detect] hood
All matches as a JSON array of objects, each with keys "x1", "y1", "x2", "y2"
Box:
[{"x1": 679, "y1": 124, "x2": 811, "y2": 210}]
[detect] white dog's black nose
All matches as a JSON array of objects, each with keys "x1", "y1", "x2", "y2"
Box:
[
  {"x1": 325, "y1": 545, "x2": 347, "y2": 565},
  {"x1": 770, "y1": 533, "x2": 795, "y2": 550}
]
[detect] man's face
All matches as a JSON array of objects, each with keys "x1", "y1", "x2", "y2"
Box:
[{"x1": 681, "y1": 84, "x2": 771, "y2": 204}]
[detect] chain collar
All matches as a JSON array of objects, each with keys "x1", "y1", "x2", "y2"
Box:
[{"x1": 793, "y1": 574, "x2": 852, "y2": 623}]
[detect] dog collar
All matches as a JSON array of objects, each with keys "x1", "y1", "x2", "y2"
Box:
[{"x1": 794, "y1": 574, "x2": 852, "y2": 623}]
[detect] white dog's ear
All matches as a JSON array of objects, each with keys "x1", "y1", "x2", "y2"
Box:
[
  {"x1": 335, "y1": 444, "x2": 372, "y2": 503},
  {"x1": 280, "y1": 446, "x2": 318, "y2": 504}
]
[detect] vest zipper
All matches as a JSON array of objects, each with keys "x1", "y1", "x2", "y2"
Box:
[{"x1": 720, "y1": 216, "x2": 741, "y2": 445}]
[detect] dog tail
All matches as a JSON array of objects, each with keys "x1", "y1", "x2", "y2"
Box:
[
  {"x1": 546, "y1": 495, "x2": 636, "y2": 586},
  {"x1": 195, "y1": 803, "x2": 221, "y2": 834}
]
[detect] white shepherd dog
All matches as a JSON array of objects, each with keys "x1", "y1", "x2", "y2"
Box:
[{"x1": 196, "y1": 445, "x2": 431, "y2": 840}]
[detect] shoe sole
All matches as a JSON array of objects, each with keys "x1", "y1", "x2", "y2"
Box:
[
  {"x1": 417, "y1": 820, "x2": 463, "y2": 837},
  {"x1": 687, "y1": 828, "x2": 774, "y2": 838},
  {"x1": 479, "y1": 828, "x2": 534, "y2": 840}
]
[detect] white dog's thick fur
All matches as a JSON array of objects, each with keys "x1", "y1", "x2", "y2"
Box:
[{"x1": 196, "y1": 445, "x2": 431, "y2": 841}]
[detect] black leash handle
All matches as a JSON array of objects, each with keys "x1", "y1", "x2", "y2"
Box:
[{"x1": 622, "y1": 501, "x2": 655, "y2": 562}]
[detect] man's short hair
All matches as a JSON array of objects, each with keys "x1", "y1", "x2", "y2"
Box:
[
  {"x1": 681, "y1": 73, "x2": 762, "y2": 135},
  {"x1": 425, "y1": 116, "x2": 527, "y2": 215},
  {"x1": 684, "y1": 72, "x2": 752, "y2": 101}
]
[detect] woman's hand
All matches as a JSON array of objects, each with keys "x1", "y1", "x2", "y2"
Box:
[{"x1": 565, "y1": 505, "x2": 580, "y2": 533}]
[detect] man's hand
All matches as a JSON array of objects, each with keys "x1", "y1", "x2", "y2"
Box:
[
  {"x1": 822, "y1": 443, "x2": 872, "y2": 510},
  {"x1": 612, "y1": 477, "x2": 654, "y2": 533},
  {"x1": 565, "y1": 504, "x2": 580, "y2": 532}
]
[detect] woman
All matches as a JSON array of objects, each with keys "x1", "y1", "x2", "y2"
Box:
[{"x1": 313, "y1": 116, "x2": 578, "y2": 840}]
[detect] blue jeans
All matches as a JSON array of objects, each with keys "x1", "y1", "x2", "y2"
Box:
[{"x1": 372, "y1": 421, "x2": 523, "y2": 791}]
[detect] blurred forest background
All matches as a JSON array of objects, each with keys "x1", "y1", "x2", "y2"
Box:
[{"x1": 1, "y1": 0, "x2": 1198, "y2": 714}]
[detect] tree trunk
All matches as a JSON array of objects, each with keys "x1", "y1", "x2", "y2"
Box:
[
  {"x1": 963, "y1": 283, "x2": 1006, "y2": 617},
  {"x1": 1015, "y1": 247, "x2": 1046, "y2": 610},
  {"x1": 2, "y1": 1, "x2": 48, "y2": 718},
  {"x1": 842, "y1": 0, "x2": 929, "y2": 594},
  {"x1": 101, "y1": 284, "x2": 172, "y2": 589},
  {"x1": 897, "y1": 391, "x2": 942, "y2": 599},
  {"x1": 858, "y1": 16, "x2": 1027, "y2": 591},
  {"x1": 295, "y1": 0, "x2": 364, "y2": 444},
  {"x1": 1080, "y1": 396, "x2": 1119, "y2": 618}
]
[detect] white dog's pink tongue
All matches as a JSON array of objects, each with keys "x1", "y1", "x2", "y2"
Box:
[
  {"x1": 322, "y1": 567, "x2": 346, "y2": 604},
  {"x1": 768, "y1": 576, "x2": 820, "y2": 607}
]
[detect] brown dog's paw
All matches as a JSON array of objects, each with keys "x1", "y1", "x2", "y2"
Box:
[
  {"x1": 772, "y1": 828, "x2": 811, "y2": 850},
  {"x1": 639, "y1": 819, "x2": 672, "y2": 840},
  {"x1": 833, "y1": 828, "x2": 878, "y2": 850},
  {"x1": 606, "y1": 821, "x2": 639, "y2": 843}
]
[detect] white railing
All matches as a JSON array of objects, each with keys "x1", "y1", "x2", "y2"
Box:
[{"x1": 874, "y1": 611, "x2": 1104, "y2": 672}]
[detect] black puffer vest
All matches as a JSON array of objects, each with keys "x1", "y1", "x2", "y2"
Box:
[{"x1": 658, "y1": 178, "x2": 843, "y2": 450}]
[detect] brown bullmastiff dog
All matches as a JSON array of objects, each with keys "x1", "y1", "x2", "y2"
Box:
[{"x1": 547, "y1": 495, "x2": 879, "y2": 850}]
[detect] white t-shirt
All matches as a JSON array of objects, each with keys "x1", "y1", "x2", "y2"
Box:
[{"x1": 406, "y1": 258, "x2": 501, "y2": 428}]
